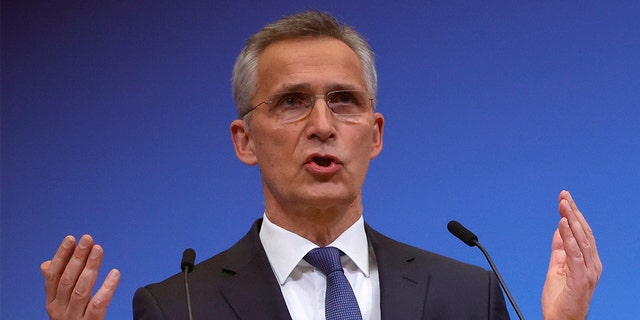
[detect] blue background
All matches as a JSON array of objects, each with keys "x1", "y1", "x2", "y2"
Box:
[{"x1": 2, "y1": 1, "x2": 639, "y2": 319}]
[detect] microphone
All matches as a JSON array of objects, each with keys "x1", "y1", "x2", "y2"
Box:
[
  {"x1": 181, "y1": 248, "x2": 196, "y2": 273},
  {"x1": 447, "y1": 220, "x2": 525, "y2": 320},
  {"x1": 181, "y1": 248, "x2": 196, "y2": 320}
]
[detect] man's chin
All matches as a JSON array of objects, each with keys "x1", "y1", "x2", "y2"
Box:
[{"x1": 290, "y1": 188, "x2": 358, "y2": 208}]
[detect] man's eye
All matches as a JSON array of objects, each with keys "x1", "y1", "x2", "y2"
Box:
[
  {"x1": 331, "y1": 92, "x2": 356, "y2": 104},
  {"x1": 277, "y1": 93, "x2": 307, "y2": 108}
]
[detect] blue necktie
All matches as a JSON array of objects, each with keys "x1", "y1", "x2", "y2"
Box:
[{"x1": 304, "y1": 247, "x2": 363, "y2": 320}]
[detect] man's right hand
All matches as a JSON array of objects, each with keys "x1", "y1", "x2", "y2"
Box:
[{"x1": 41, "y1": 234, "x2": 120, "y2": 320}]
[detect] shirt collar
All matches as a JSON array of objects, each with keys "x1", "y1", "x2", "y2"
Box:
[{"x1": 259, "y1": 213, "x2": 370, "y2": 285}]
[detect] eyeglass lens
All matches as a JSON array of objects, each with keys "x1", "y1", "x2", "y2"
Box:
[{"x1": 267, "y1": 90, "x2": 371, "y2": 123}]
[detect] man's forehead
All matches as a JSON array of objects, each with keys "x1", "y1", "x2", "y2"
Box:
[
  {"x1": 258, "y1": 37, "x2": 359, "y2": 67},
  {"x1": 254, "y1": 38, "x2": 365, "y2": 91}
]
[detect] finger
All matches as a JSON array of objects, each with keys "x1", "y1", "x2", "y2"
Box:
[
  {"x1": 55, "y1": 234, "x2": 94, "y2": 306},
  {"x1": 564, "y1": 191, "x2": 602, "y2": 273},
  {"x1": 559, "y1": 191, "x2": 590, "y2": 231},
  {"x1": 41, "y1": 235, "x2": 76, "y2": 304},
  {"x1": 67, "y1": 245, "x2": 104, "y2": 317},
  {"x1": 85, "y1": 269, "x2": 121, "y2": 320},
  {"x1": 550, "y1": 228, "x2": 563, "y2": 251},
  {"x1": 558, "y1": 192, "x2": 601, "y2": 275},
  {"x1": 546, "y1": 227, "x2": 568, "y2": 279},
  {"x1": 558, "y1": 199, "x2": 589, "y2": 263},
  {"x1": 558, "y1": 217, "x2": 586, "y2": 278},
  {"x1": 559, "y1": 191, "x2": 595, "y2": 245},
  {"x1": 558, "y1": 215, "x2": 603, "y2": 306}
]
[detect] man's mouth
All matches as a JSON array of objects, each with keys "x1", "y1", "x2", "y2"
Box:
[
  {"x1": 312, "y1": 156, "x2": 334, "y2": 167},
  {"x1": 305, "y1": 154, "x2": 341, "y2": 174}
]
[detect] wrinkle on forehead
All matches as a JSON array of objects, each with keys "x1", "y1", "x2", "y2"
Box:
[{"x1": 253, "y1": 38, "x2": 367, "y2": 102}]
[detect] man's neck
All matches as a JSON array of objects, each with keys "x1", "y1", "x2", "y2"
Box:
[{"x1": 264, "y1": 203, "x2": 362, "y2": 246}]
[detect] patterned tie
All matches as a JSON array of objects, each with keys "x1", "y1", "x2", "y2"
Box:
[{"x1": 304, "y1": 247, "x2": 363, "y2": 320}]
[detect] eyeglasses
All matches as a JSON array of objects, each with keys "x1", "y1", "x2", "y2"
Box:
[{"x1": 244, "y1": 90, "x2": 374, "y2": 124}]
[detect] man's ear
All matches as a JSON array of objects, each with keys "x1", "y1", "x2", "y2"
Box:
[
  {"x1": 370, "y1": 112, "x2": 384, "y2": 160},
  {"x1": 230, "y1": 119, "x2": 257, "y2": 165}
]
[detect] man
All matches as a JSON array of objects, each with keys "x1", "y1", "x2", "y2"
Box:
[{"x1": 41, "y1": 11, "x2": 602, "y2": 319}]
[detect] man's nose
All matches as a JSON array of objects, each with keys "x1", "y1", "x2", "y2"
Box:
[{"x1": 306, "y1": 96, "x2": 336, "y2": 141}]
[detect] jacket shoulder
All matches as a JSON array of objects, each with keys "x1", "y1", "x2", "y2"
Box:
[
  {"x1": 366, "y1": 225, "x2": 510, "y2": 319},
  {"x1": 132, "y1": 220, "x2": 272, "y2": 319}
]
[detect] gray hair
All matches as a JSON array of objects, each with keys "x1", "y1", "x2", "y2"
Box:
[{"x1": 231, "y1": 11, "x2": 377, "y2": 118}]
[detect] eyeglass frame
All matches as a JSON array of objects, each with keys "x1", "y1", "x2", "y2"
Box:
[{"x1": 242, "y1": 89, "x2": 375, "y2": 124}]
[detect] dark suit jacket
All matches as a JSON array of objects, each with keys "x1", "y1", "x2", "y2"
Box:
[{"x1": 133, "y1": 219, "x2": 509, "y2": 319}]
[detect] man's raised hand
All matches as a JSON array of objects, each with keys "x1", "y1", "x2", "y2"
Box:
[{"x1": 41, "y1": 234, "x2": 120, "y2": 320}]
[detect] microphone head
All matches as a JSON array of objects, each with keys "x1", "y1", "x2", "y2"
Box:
[
  {"x1": 447, "y1": 220, "x2": 479, "y2": 247},
  {"x1": 181, "y1": 248, "x2": 196, "y2": 273}
]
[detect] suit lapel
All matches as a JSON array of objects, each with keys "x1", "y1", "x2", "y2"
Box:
[
  {"x1": 214, "y1": 220, "x2": 431, "y2": 319},
  {"x1": 366, "y1": 225, "x2": 430, "y2": 320},
  {"x1": 218, "y1": 220, "x2": 292, "y2": 320}
]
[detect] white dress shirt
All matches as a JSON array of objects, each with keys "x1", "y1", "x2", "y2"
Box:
[{"x1": 259, "y1": 213, "x2": 381, "y2": 320}]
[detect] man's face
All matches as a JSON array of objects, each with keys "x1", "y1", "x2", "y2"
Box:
[{"x1": 231, "y1": 38, "x2": 384, "y2": 215}]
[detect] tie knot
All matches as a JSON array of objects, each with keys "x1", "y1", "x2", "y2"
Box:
[{"x1": 304, "y1": 247, "x2": 343, "y2": 276}]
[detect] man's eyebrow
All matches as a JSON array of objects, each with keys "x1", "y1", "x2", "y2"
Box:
[
  {"x1": 326, "y1": 83, "x2": 361, "y2": 92},
  {"x1": 275, "y1": 82, "x2": 362, "y2": 93}
]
